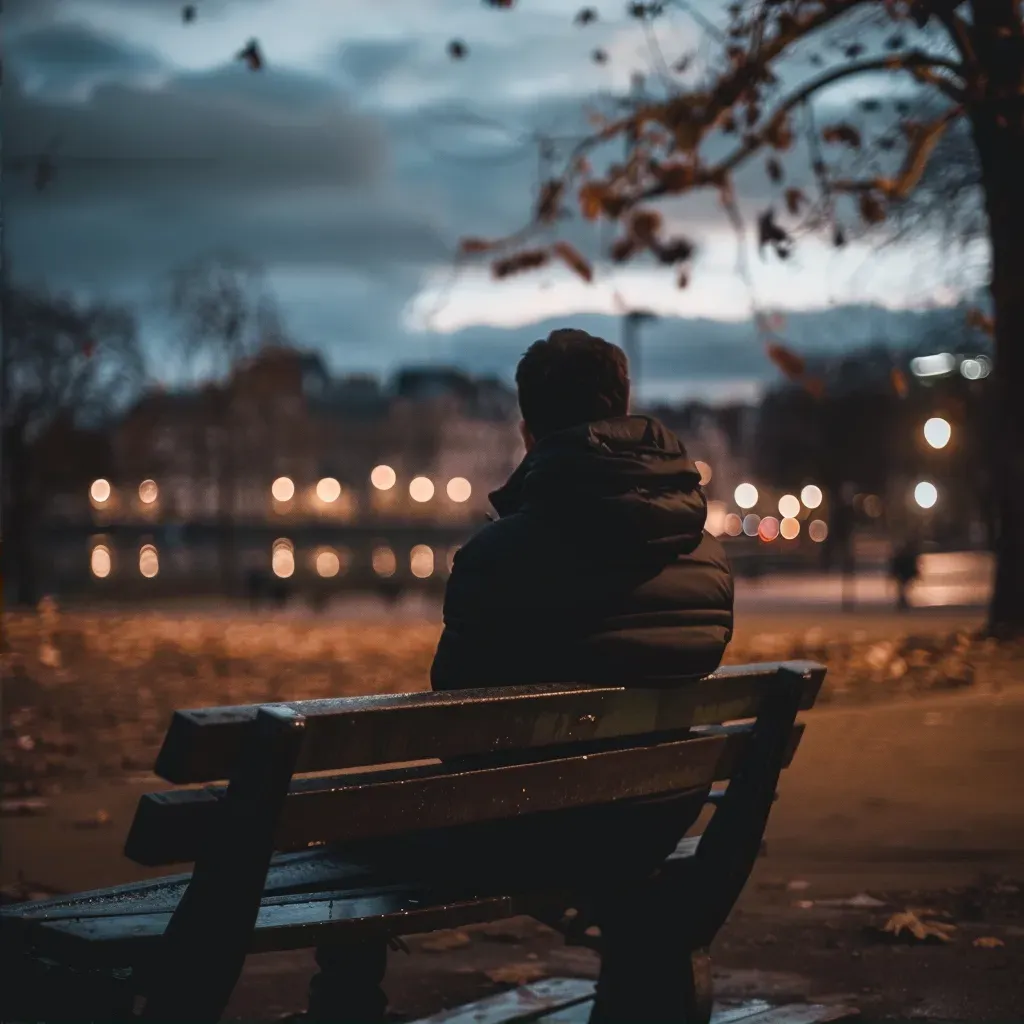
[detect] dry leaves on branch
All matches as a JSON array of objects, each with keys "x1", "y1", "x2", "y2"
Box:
[
  {"x1": 552, "y1": 241, "x2": 593, "y2": 282},
  {"x1": 610, "y1": 236, "x2": 641, "y2": 263},
  {"x1": 859, "y1": 193, "x2": 887, "y2": 225},
  {"x1": 966, "y1": 307, "x2": 995, "y2": 335},
  {"x1": 491, "y1": 249, "x2": 549, "y2": 279},
  {"x1": 485, "y1": 962, "x2": 548, "y2": 986},
  {"x1": 459, "y1": 237, "x2": 496, "y2": 255},
  {"x1": 536, "y1": 180, "x2": 564, "y2": 223},
  {"x1": 822, "y1": 123, "x2": 862, "y2": 148},
  {"x1": 879, "y1": 910, "x2": 957, "y2": 944},
  {"x1": 653, "y1": 237, "x2": 696, "y2": 265},
  {"x1": 766, "y1": 343, "x2": 806, "y2": 381},
  {"x1": 236, "y1": 39, "x2": 263, "y2": 71},
  {"x1": 757, "y1": 209, "x2": 793, "y2": 259},
  {"x1": 784, "y1": 188, "x2": 806, "y2": 215},
  {"x1": 574, "y1": 7, "x2": 598, "y2": 25},
  {"x1": 629, "y1": 208, "x2": 663, "y2": 243}
]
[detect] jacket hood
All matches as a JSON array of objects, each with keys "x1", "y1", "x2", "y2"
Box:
[{"x1": 489, "y1": 415, "x2": 707, "y2": 554}]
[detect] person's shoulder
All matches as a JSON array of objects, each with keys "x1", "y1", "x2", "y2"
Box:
[{"x1": 454, "y1": 512, "x2": 536, "y2": 569}]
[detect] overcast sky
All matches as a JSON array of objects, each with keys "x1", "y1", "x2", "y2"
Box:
[{"x1": 3, "y1": 0, "x2": 981, "y2": 400}]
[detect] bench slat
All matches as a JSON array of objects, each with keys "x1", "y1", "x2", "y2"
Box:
[
  {"x1": 154, "y1": 661, "x2": 824, "y2": 783},
  {"x1": 23, "y1": 839, "x2": 703, "y2": 966},
  {"x1": 127, "y1": 725, "x2": 802, "y2": 866}
]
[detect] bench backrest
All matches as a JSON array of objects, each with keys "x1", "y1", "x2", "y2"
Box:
[{"x1": 125, "y1": 661, "x2": 824, "y2": 868}]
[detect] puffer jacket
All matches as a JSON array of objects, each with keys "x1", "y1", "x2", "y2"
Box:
[{"x1": 431, "y1": 415, "x2": 734, "y2": 690}]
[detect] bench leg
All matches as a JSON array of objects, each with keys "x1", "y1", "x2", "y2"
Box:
[
  {"x1": 307, "y1": 937, "x2": 388, "y2": 1023},
  {"x1": 587, "y1": 882, "x2": 713, "y2": 1024}
]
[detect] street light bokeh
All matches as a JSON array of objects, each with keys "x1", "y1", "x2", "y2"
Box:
[
  {"x1": 409, "y1": 476, "x2": 434, "y2": 502},
  {"x1": 446, "y1": 477, "x2": 472, "y2": 502},
  {"x1": 800, "y1": 484, "x2": 823, "y2": 509},
  {"x1": 735, "y1": 483, "x2": 759, "y2": 509},
  {"x1": 271, "y1": 476, "x2": 295, "y2": 502},
  {"x1": 316, "y1": 477, "x2": 342, "y2": 503},
  {"x1": 923, "y1": 417, "x2": 951, "y2": 450},
  {"x1": 778, "y1": 494, "x2": 800, "y2": 519},
  {"x1": 90, "y1": 479, "x2": 112, "y2": 505},
  {"x1": 914, "y1": 481, "x2": 938, "y2": 509},
  {"x1": 370, "y1": 465, "x2": 396, "y2": 491}
]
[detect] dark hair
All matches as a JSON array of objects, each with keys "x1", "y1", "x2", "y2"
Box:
[{"x1": 515, "y1": 329, "x2": 630, "y2": 439}]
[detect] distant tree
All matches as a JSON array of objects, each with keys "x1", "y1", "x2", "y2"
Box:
[
  {"x1": 462, "y1": 0, "x2": 1023, "y2": 635},
  {"x1": 165, "y1": 253, "x2": 286, "y2": 592},
  {"x1": 1, "y1": 284, "x2": 144, "y2": 604}
]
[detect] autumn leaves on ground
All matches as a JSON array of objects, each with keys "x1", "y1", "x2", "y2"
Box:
[{"x1": 0, "y1": 608, "x2": 1015, "y2": 797}]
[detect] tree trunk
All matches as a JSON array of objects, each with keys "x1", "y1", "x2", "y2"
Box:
[
  {"x1": 1, "y1": 428, "x2": 40, "y2": 607},
  {"x1": 971, "y1": 1, "x2": 1024, "y2": 636}
]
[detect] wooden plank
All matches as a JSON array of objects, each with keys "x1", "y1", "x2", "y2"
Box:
[
  {"x1": 128, "y1": 725, "x2": 803, "y2": 867},
  {"x1": 537, "y1": 998, "x2": 779, "y2": 1024},
  {"x1": 736, "y1": 1005, "x2": 860, "y2": 1023},
  {"x1": 154, "y1": 661, "x2": 825, "y2": 783},
  {"x1": 3, "y1": 835, "x2": 705, "y2": 932},
  {"x1": 411, "y1": 978, "x2": 596, "y2": 1024},
  {"x1": 29, "y1": 886, "x2": 544, "y2": 966}
]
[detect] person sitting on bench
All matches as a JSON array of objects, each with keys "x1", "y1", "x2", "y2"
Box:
[{"x1": 309, "y1": 329, "x2": 735, "y2": 1022}]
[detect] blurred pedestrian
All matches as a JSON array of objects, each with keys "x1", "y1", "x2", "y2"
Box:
[{"x1": 891, "y1": 534, "x2": 921, "y2": 611}]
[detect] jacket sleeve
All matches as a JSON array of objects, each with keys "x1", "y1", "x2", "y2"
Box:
[
  {"x1": 430, "y1": 539, "x2": 493, "y2": 691},
  {"x1": 429, "y1": 521, "x2": 531, "y2": 691}
]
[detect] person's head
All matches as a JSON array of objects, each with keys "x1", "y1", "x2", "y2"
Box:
[{"x1": 515, "y1": 328, "x2": 630, "y2": 450}]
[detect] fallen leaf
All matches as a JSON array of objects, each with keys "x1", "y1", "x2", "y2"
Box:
[
  {"x1": 973, "y1": 936, "x2": 1005, "y2": 949},
  {"x1": 793, "y1": 900, "x2": 815, "y2": 909},
  {"x1": 485, "y1": 962, "x2": 548, "y2": 986},
  {"x1": 419, "y1": 929, "x2": 471, "y2": 952},
  {"x1": 816, "y1": 893, "x2": 888, "y2": 909},
  {"x1": 879, "y1": 910, "x2": 957, "y2": 944},
  {"x1": 73, "y1": 808, "x2": 112, "y2": 830},
  {"x1": 787, "y1": 879, "x2": 811, "y2": 892}
]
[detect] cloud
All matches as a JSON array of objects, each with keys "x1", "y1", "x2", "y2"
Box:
[{"x1": 2, "y1": 41, "x2": 451, "y2": 288}]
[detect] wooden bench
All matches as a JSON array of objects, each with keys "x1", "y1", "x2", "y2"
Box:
[{"x1": 0, "y1": 660, "x2": 825, "y2": 1022}]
